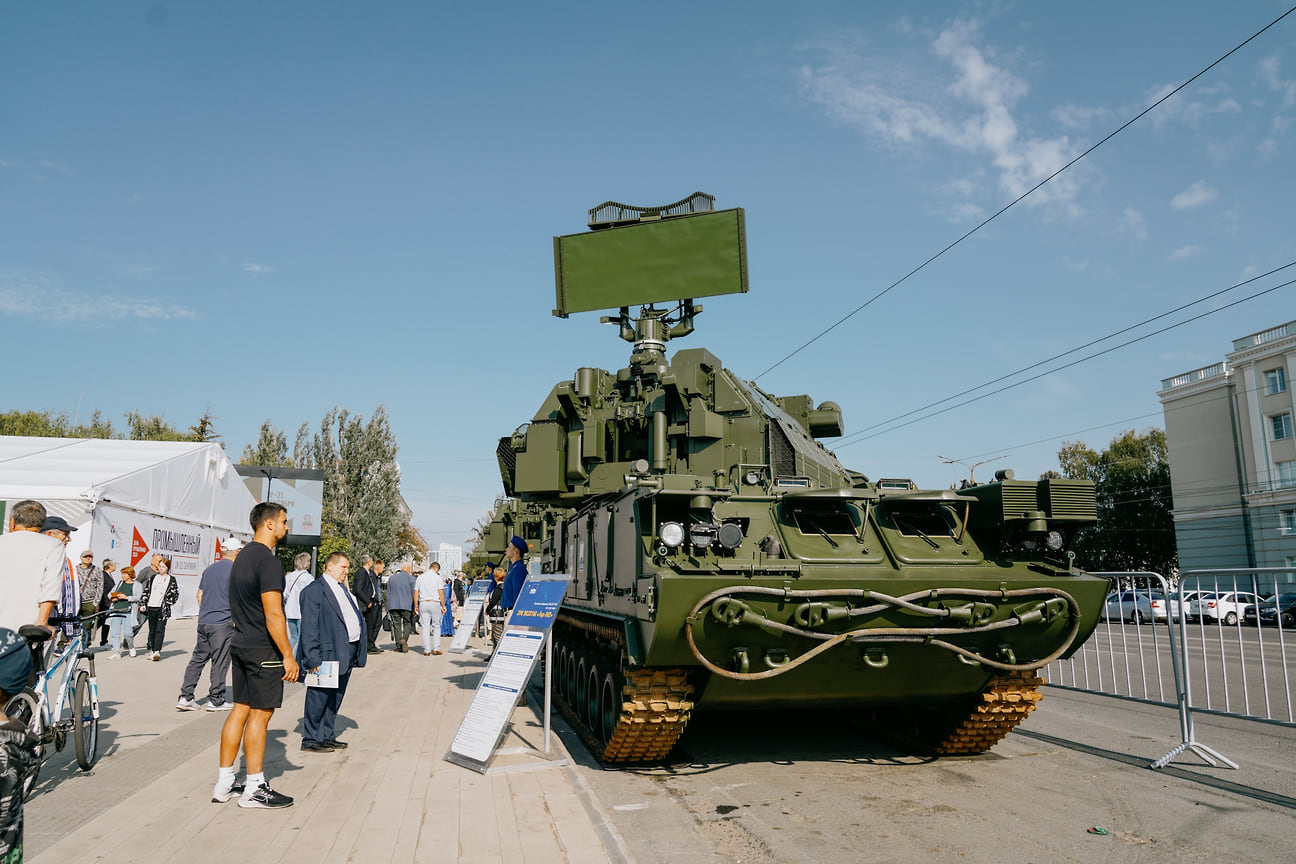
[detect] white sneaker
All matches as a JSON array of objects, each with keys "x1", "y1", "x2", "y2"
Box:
[
  {"x1": 129, "y1": 648, "x2": 137, "y2": 657},
  {"x1": 152, "y1": 651, "x2": 161, "y2": 661},
  {"x1": 176, "y1": 697, "x2": 199, "y2": 711},
  {"x1": 211, "y1": 780, "x2": 246, "y2": 804},
  {"x1": 107, "y1": 653, "x2": 121, "y2": 660},
  {"x1": 238, "y1": 781, "x2": 293, "y2": 809},
  {"x1": 205, "y1": 701, "x2": 234, "y2": 712}
]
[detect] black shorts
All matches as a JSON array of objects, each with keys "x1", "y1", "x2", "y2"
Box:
[{"x1": 231, "y1": 644, "x2": 285, "y2": 710}]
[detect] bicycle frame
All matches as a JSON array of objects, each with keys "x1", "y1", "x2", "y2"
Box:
[{"x1": 31, "y1": 618, "x2": 101, "y2": 745}]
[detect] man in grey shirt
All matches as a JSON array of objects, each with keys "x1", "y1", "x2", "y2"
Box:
[
  {"x1": 384, "y1": 562, "x2": 416, "y2": 653},
  {"x1": 177, "y1": 538, "x2": 243, "y2": 711}
]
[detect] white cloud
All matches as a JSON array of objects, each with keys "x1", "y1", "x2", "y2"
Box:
[
  {"x1": 948, "y1": 201, "x2": 986, "y2": 223},
  {"x1": 1167, "y1": 245, "x2": 1205, "y2": 261},
  {"x1": 1120, "y1": 207, "x2": 1148, "y2": 241},
  {"x1": 797, "y1": 20, "x2": 1084, "y2": 214},
  {"x1": 1257, "y1": 137, "x2": 1277, "y2": 156},
  {"x1": 0, "y1": 273, "x2": 196, "y2": 323},
  {"x1": 1052, "y1": 103, "x2": 1108, "y2": 130},
  {"x1": 243, "y1": 262, "x2": 277, "y2": 275},
  {"x1": 1170, "y1": 180, "x2": 1218, "y2": 210},
  {"x1": 1146, "y1": 82, "x2": 1242, "y2": 128},
  {"x1": 1259, "y1": 55, "x2": 1296, "y2": 108}
]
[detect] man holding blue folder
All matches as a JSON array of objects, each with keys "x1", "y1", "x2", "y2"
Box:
[{"x1": 297, "y1": 551, "x2": 367, "y2": 753}]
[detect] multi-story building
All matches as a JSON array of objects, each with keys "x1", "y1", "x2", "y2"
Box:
[
  {"x1": 428, "y1": 542, "x2": 464, "y2": 573},
  {"x1": 1158, "y1": 320, "x2": 1296, "y2": 588}
]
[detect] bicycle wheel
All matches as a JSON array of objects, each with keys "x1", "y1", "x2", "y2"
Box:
[
  {"x1": 72, "y1": 670, "x2": 99, "y2": 770},
  {"x1": 3, "y1": 690, "x2": 44, "y2": 799}
]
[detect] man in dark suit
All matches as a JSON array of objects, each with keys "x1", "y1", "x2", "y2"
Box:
[
  {"x1": 297, "y1": 552, "x2": 367, "y2": 753},
  {"x1": 351, "y1": 554, "x2": 384, "y2": 655}
]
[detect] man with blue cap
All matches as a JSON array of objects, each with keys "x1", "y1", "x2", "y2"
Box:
[
  {"x1": 500, "y1": 536, "x2": 529, "y2": 612},
  {"x1": 0, "y1": 627, "x2": 38, "y2": 861}
]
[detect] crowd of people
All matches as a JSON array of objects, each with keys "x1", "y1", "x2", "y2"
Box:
[{"x1": 1, "y1": 496, "x2": 522, "y2": 858}]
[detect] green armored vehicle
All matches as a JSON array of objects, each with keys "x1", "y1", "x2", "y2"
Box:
[{"x1": 497, "y1": 193, "x2": 1111, "y2": 761}]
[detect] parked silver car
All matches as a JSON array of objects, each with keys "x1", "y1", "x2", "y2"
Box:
[
  {"x1": 1186, "y1": 591, "x2": 1264, "y2": 626},
  {"x1": 1102, "y1": 590, "x2": 1167, "y2": 624}
]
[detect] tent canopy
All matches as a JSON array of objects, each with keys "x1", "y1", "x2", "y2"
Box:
[{"x1": 0, "y1": 436, "x2": 257, "y2": 535}]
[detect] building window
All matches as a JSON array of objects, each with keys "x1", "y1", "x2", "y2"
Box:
[
  {"x1": 1284, "y1": 510, "x2": 1296, "y2": 533},
  {"x1": 1273, "y1": 413, "x2": 1293, "y2": 441},
  {"x1": 1266, "y1": 368, "x2": 1288, "y2": 395},
  {"x1": 1279, "y1": 462, "x2": 1296, "y2": 489}
]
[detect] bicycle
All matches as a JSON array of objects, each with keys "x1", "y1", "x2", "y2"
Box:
[{"x1": 3, "y1": 611, "x2": 112, "y2": 800}]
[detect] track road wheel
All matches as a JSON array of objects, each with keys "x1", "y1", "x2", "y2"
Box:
[
  {"x1": 585, "y1": 664, "x2": 603, "y2": 730},
  {"x1": 564, "y1": 649, "x2": 579, "y2": 705},
  {"x1": 597, "y1": 668, "x2": 625, "y2": 746},
  {"x1": 574, "y1": 654, "x2": 589, "y2": 719},
  {"x1": 73, "y1": 670, "x2": 98, "y2": 770}
]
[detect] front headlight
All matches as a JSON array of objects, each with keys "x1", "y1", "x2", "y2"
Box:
[
  {"x1": 659, "y1": 521, "x2": 685, "y2": 549},
  {"x1": 1045, "y1": 530, "x2": 1064, "y2": 551}
]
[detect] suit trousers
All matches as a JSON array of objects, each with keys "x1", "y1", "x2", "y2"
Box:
[
  {"x1": 179, "y1": 622, "x2": 233, "y2": 703},
  {"x1": 302, "y1": 668, "x2": 352, "y2": 745},
  {"x1": 363, "y1": 604, "x2": 382, "y2": 650},
  {"x1": 389, "y1": 609, "x2": 414, "y2": 649}
]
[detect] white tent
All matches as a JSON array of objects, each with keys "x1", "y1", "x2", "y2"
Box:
[{"x1": 0, "y1": 436, "x2": 258, "y2": 616}]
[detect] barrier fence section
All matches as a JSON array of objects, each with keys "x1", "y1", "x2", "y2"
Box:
[{"x1": 1043, "y1": 569, "x2": 1296, "y2": 770}]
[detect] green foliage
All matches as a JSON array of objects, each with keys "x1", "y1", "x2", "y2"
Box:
[
  {"x1": 241, "y1": 420, "x2": 293, "y2": 466},
  {"x1": 292, "y1": 405, "x2": 416, "y2": 564},
  {"x1": 189, "y1": 410, "x2": 221, "y2": 443},
  {"x1": 125, "y1": 411, "x2": 198, "y2": 441},
  {"x1": 1055, "y1": 428, "x2": 1177, "y2": 575},
  {"x1": 1, "y1": 408, "x2": 210, "y2": 442},
  {"x1": 0, "y1": 409, "x2": 117, "y2": 438}
]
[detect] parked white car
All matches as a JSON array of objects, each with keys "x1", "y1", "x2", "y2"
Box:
[
  {"x1": 1186, "y1": 591, "x2": 1264, "y2": 626},
  {"x1": 1167, "y1": 589, "x2": 1209, "y2": 621}
]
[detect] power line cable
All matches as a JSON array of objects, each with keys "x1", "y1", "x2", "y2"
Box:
[
  {"x1": 753, "y1": 4, "x2": 1296, "y2": 382},
  {"x1": 850, "y1": 261, "x2": 1296, "y2": 438},
  {"x1": 836, "y1": 275, "x2": 1294, "y2": 448}
]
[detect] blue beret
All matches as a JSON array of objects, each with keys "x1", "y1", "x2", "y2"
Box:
[{"x1": 509, "y1": 535, "x2": 529, "y2": 555}]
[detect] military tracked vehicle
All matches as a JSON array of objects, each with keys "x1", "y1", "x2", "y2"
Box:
[{"x1": 496, "y1": 193, "x2": 1111, "y2": 762}]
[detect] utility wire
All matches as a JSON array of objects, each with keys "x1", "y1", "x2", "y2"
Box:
[
  {"x1": 851, "y1": 261, "x2": 1295, "y2": 437},
  {"x1": 836, "y1": 276, "x2": 1294, "y2": 448},
  {"x1": 753, "y1": 4, "x2": 1296, "y2": 382}
]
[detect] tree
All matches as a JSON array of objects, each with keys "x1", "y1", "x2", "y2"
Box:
[
  {"x1": 188, "y1": 409, "x2": 221, "y2": 443},
  {"x1": 295, "y1": 405, "x2": 414, "y2": 564},
  {"x1": 127, "y1": 411, "x2": 201, "y2": 442},
  {"x1": 0, "y1": 409, "x2": 116, "y2": 438},
  {"x1": 1055, "y1": 428, "x2": 1177, "y2": 576},
  {"x1": 241, "y1": 420, "x2": 292, "y2": 466}
]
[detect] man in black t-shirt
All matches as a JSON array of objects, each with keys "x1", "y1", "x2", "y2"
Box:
[{"x1": 213, "y1": 502, "x2": 299, "y2": 810}]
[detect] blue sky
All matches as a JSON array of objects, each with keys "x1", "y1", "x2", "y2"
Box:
[{"x1": 3, "y1": 1, "x2": 1294, "y2": 550}]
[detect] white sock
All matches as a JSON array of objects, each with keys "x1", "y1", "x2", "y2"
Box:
[{"x1": 245, "y1": 772, "x2": 265, "y2": 791}]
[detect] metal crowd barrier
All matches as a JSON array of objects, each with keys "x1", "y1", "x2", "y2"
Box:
[{"x1": 1043, "y1": 569, "x2": 1296, "y2": 771}]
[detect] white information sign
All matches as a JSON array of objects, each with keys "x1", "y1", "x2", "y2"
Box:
[
  {"x1": 449, "y1": 581, "x2": 492, "y2": 654},
  {"x1": 448, "y1": 630, "x2": 545, "y2": 764},
  {"x1": 445, "y1": 573, "x2": 571, "y2": 773}
]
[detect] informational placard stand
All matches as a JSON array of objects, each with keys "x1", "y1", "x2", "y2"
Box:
[
  {"x1": 445, "y1": 573, "x2": 571, "y2": 775},
  {"x1": 449, "y1": 580, "x2": 492, "y2": 654}
]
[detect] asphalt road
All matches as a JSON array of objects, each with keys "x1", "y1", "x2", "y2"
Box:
[{"x1": 564, "y1": 686, "x2": 1296, "y2": 864}]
